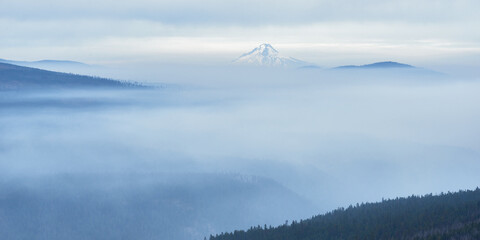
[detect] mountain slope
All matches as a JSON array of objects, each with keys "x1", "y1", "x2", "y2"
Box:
[
  {"x1": 334, "y1": 61, "x2": 414, "y2": 69},
  {"x1": 0, "y1": 173, "x2": 314, "y2": 240},
  {"x1": 0, "y1": 62, "x2": 139, "y2": 90},
  {"x1": 210, "y1": 188, "x2": 480, "y2": 240},
  {"x1": 233, "y1": 44, "x2": 307, "y2": 67}
]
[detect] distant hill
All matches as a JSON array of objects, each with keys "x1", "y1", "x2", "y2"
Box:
[
  {"x1": 0, "y1": 58, "x2": 89, "y2": 68},
  {"x1": 210, "y1": 188, "x2": 480, "y2": 240},
  {"x1": 334, "y1": 61, "x2": 414, "y2": 69},
  {"x1": 0, "y1": 62, "x2": 141, "y2": 90}
]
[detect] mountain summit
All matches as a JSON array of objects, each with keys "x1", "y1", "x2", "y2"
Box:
[{"x1": 233, "y1": 43, "x2": 307, "y2": 67}]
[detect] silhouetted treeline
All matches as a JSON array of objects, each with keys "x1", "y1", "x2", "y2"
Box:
[
  {"x1": 210, "y1": 188, "x2": 480, "y2": 240},
  {"x1": 0, "y1": 62, "x2": 144, "y2": 90}
]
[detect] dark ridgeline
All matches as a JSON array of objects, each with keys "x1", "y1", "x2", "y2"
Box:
[
  {"x1": 210, "y1": 188, "x2": 480, "y2": 240},
  {"x1": 0, "y1": 62, "x2": 143, "y2": 90},
  {"x1": 333, "y1": 61, "x2": 414, "y2": 70}
]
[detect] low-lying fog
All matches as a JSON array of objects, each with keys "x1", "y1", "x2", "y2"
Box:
[{"x1": 1, "y1": 66, "x2": 479, "y2": 239}]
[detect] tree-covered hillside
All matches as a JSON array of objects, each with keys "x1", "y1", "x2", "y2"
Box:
[
  {"x1": 211, "y1": 188, "x2": 480, "y2": 240},
  {"x1": 0, "y1": 173, "x2": 313, "y2": 240},
  {"x1": 0, "y1": 62, "x2": 141, "y2": 90}
]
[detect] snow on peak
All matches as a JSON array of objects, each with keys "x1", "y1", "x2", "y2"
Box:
[
  {"x1": 233, "y1": 43, "x2": 306, "y2": 67},
  {"x1": 255, "y1": 43, "x2": 279, "y2": 56}
]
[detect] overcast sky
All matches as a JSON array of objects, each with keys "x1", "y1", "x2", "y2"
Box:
[{"x1": 1, "y1": 0, "x2": 479, "y2": 67}]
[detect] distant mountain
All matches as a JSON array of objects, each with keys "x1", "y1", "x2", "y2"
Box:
[
  {"x1": 333, "y1": 61, "x2": 414, "y2": 69},
  {"x1": 0, "y1": 58, "x2": 97, "y2": 75},
  {"x1": 0, "y1": 62, "x2": 140, "y2": 90},
  {"x1": 0, "y1": 58, "x2": 89, "y2": 68},
  {"x1": 330, "y1": 61, "x2": 445, "y2": 77},
  {"x1": 211, "y1": 188, "x2": 480, "y2": 240},
  {"x1": 233, "y1": 43, "x2": 308, "y2": 68}
]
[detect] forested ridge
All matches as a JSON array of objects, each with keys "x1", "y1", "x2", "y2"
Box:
[
  {"x1": 210, "y1": 188, "x2": 480, "y2": 240},
  {"x1": 0, "y1": 62, "x2": 143, "y2": 90}
]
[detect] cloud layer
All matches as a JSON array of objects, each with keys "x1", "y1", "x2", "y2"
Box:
[
  {"x1": 0, "y1": 0, "x2": 479, "y2": 70},
  {"x1": 2, "y1": 0, "x2": 479, "y2": 24}
]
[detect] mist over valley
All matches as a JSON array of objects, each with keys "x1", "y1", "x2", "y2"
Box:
[{"x1": 1, "y1": 44, "x2": 480, "y2": 238}]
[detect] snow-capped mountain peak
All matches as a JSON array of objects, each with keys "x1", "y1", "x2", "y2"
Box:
[
  {"x1": 233, "y1": 43, "x2": 306, "y2": 67},
  {"x1": 250, "y1": 43, "x2": 279, "y2": 56}
]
